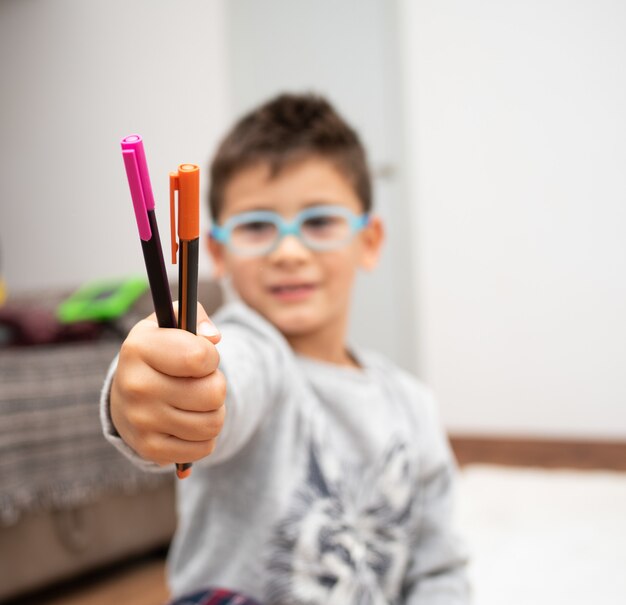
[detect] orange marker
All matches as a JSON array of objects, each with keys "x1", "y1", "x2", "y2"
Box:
[{"x1": 170, "y1": 164, "x2": 200, "y2": 479}]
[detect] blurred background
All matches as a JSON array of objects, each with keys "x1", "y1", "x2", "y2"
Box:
[
  {"x1": 1, "y1": 0, "x2": 625, "y2": 604},
  {"x1": 2, "y1": 0, "x2": 625, "y2": 439}
]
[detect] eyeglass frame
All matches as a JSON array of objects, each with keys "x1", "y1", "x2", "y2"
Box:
[{"x1": 209, "y1": 204, "x2": 370, "y2": 257}]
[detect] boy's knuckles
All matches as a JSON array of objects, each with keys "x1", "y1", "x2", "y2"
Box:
[
  {"x1": 213, "y1": 405, "x2": 226, "y2": 434},
  {"x1": 178, "y1": 411, "x2": 223, "y2": 442},
  {"x1": 198, "y1": 439, "x2": 217, "y2": 458},
  {"x1": 188, "y1": 426, "x2": 214, "y2": 443},
  {"x1": 126, "y1": 405, "x2": 154, "y2": 432},
  {"x1": 140, "y1": 434, "x2": 165, "y2": 461},
  {"x1": 120, "y1": 374, "x2": 150, "y2": 403},
  {"x1": 214, "y1": 403, "x2": 226, "y2": 428},
  {"x1": 183, "y1": 341, "x2": 212, "y2": 374},
  {"x1": 119, "y1": 336, "x2": 145, "y2": 363},
  {"x1": 209, "y1": 370, "x2": 228, "y2": 405},
  {"x1": 203, "y1": 410, "x2": 225, "y2": 439},
  {"x1": 152, "y1": 438, "x2": 217, "y2": 465},
  {"x1": 191, "y1": 371, "x2": 226, "y2": 412}
]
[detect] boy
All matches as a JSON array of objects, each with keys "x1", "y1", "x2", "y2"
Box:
[{"x1": 102, "y1": 93, "x2": 469, "y2": 604}]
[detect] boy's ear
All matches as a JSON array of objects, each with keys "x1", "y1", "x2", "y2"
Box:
[
  {"x1": 359, "y1": 215, "x2": 384, "y2": 271},
  {"x1": 206, "y1": 235, "x2": 226, "y2": 278}
]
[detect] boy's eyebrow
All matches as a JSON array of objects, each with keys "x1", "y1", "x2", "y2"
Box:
[
  {"x1": 237, "y1": 206, "x2": 276, "y2": 213},
  {"x1": 222, "y1": 201, "x2": 274, "y2": 215},
  {"x1": 294, "y1": 197, "x2": 344, "y2": 210},
  {"x1": 300, "y1": 198, "x2": 345, "y2": 208},
  {"x1": 230, "y1": 199, "x2": 344, "y2": 215}
]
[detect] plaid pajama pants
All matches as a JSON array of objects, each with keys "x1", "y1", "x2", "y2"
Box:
[{"x1": 168, "y1": 587, "x2": 261, "y2": 605}]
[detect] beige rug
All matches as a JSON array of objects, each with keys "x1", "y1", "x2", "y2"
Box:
[{"x1": 456, "y1": 464, "x2": 626, "y2": 604}]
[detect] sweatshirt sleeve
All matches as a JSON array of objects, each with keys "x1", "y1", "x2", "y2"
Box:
[
  {"x1": 200, "y1": 313, "x2": 288, "y2": 466},
  {"x1": 402, "y1": 386, "x2": 471, "y2": 604}
]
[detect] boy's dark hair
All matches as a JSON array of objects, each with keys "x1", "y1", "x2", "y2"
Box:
[{"x1": 209, "y1": 93, "x2": 372, "y2": 220}]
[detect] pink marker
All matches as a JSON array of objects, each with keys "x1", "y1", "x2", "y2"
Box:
[{"x1": 120, "y1": 135, "x2": 176, "y2": 329}]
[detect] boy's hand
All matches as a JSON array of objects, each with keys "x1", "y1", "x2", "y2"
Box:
[{"x1": 110, "y1": 303, "x2": 226, "y2": 467}]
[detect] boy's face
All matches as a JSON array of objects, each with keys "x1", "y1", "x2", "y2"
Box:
[{"x1": 208, "y1": 157, "x2": 383, "y2": 347}]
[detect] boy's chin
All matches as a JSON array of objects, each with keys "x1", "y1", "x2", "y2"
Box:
[
  {"x1": 263, "y1": 307, "x2": 322, "y2": 338},
  {"x1": 273, "y1": 316, "x2": 319, "y2": 338}
]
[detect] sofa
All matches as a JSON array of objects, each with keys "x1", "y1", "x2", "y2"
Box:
[{"x1": 0, "y1": 280, "x2": 222, "y2": 601}]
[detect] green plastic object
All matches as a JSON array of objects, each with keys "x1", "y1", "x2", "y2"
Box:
[{"x1": 57, "y1": 277, "x2": 149, "y2": 324}]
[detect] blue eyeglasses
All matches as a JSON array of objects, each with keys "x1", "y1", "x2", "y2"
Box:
[{"x1": 210, "y1": 205, "x2": 370, "y2": 257}]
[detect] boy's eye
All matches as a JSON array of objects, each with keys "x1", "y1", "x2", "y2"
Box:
[
  {"x1": 232, "y1": 220, "x2": 277, "y2": 246},
  {"x1": 240, "y1": 220, "x2": 273, "y2": 233},
  {"x1": 303, "y1": 215, "x2": 341, "y2": 230},
  {"x1": 302, "y1": 214, "x2": 349, "y2": 241}
]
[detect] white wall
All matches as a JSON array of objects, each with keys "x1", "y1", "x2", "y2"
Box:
[
  {"x1": 399, "y1": 0, "x2": 626, "y2": 438},
  {"x1": 0, "y1": 0, "x2": 228, "y2": 292},
  {"x1": 3, "y1": 0, "x2": 624, "y2": 440}
]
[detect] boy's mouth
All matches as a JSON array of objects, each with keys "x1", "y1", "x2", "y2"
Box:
[{"x1": 268, "y1": 283, "x2": 317, "y2": 301}]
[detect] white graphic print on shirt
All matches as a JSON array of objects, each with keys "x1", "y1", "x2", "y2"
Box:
[{"x1": 266, "y1": 439, "x2": 419, "y2": 605}]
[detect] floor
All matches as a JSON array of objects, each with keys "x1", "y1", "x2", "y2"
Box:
[
  {"x1": 9, "y1": 554, "x2": 169, "y2": 605},
  {"x1": 456, "y1": 464, "x2": 626, "y2": 605}
]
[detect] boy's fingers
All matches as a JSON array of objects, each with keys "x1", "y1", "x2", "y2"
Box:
[
  {"x1": 197, "y1": 320, "x2": 221, "y2": 344},
  {"x1": 124, "y1": 320, "x2": 220, "y2": 378},
  {"x1": 142, "y1": 301, "x2": 221, "y2": 345},
  {"x1": 164, "y1": 404, "x2": 226, "y2": 443},
  {"x1": 144, "y1": 301, "x2": 221, "y2": 344},
  {"x1": 161, "y1": 370, "x2": 227, "y2": 413},
  {"x1": 143, "y1": 434, "x2": 219, "y2": 465},
  {"x1": 194, "y1": 302, "x2": 222, "y2": 344}
]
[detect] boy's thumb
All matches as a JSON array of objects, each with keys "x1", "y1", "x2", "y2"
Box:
[{"x1": 196, "y1": 302, "x2": 221, "y2": 344}]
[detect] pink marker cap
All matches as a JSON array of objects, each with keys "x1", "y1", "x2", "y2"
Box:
[{"x1": 121, "y1": 134, "x2": 155, "y2": 241}]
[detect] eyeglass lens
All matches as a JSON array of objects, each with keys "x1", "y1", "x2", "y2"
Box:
[{"x1": 230, "y1": 213, "x2": 352, "y2": 253}]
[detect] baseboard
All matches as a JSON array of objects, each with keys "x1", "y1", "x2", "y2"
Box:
[{"x1": 449, "y1": 434, "x2": 626, "y2": 471}]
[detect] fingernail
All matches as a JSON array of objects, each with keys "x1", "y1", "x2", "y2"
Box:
[{"x1": 198, "y1": 321, "x2": 220, "y2": 337}]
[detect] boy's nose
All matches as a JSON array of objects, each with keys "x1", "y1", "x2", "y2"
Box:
[{"x1": 268, "y1": 234, "x2": 311, "y2": 263}]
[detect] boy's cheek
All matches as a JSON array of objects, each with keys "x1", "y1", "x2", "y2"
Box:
[{"x1": 230, "y1": 265, "x2": 266, "y2": 299}]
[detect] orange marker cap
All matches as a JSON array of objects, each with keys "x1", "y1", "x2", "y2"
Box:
[{"x1": 170, "y1": 163, "x2": 200, "y2": 263}]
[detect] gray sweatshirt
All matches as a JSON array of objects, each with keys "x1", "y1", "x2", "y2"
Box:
[{"x1": 101, "y1": 301, "x2": 469, "y2": 604}]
